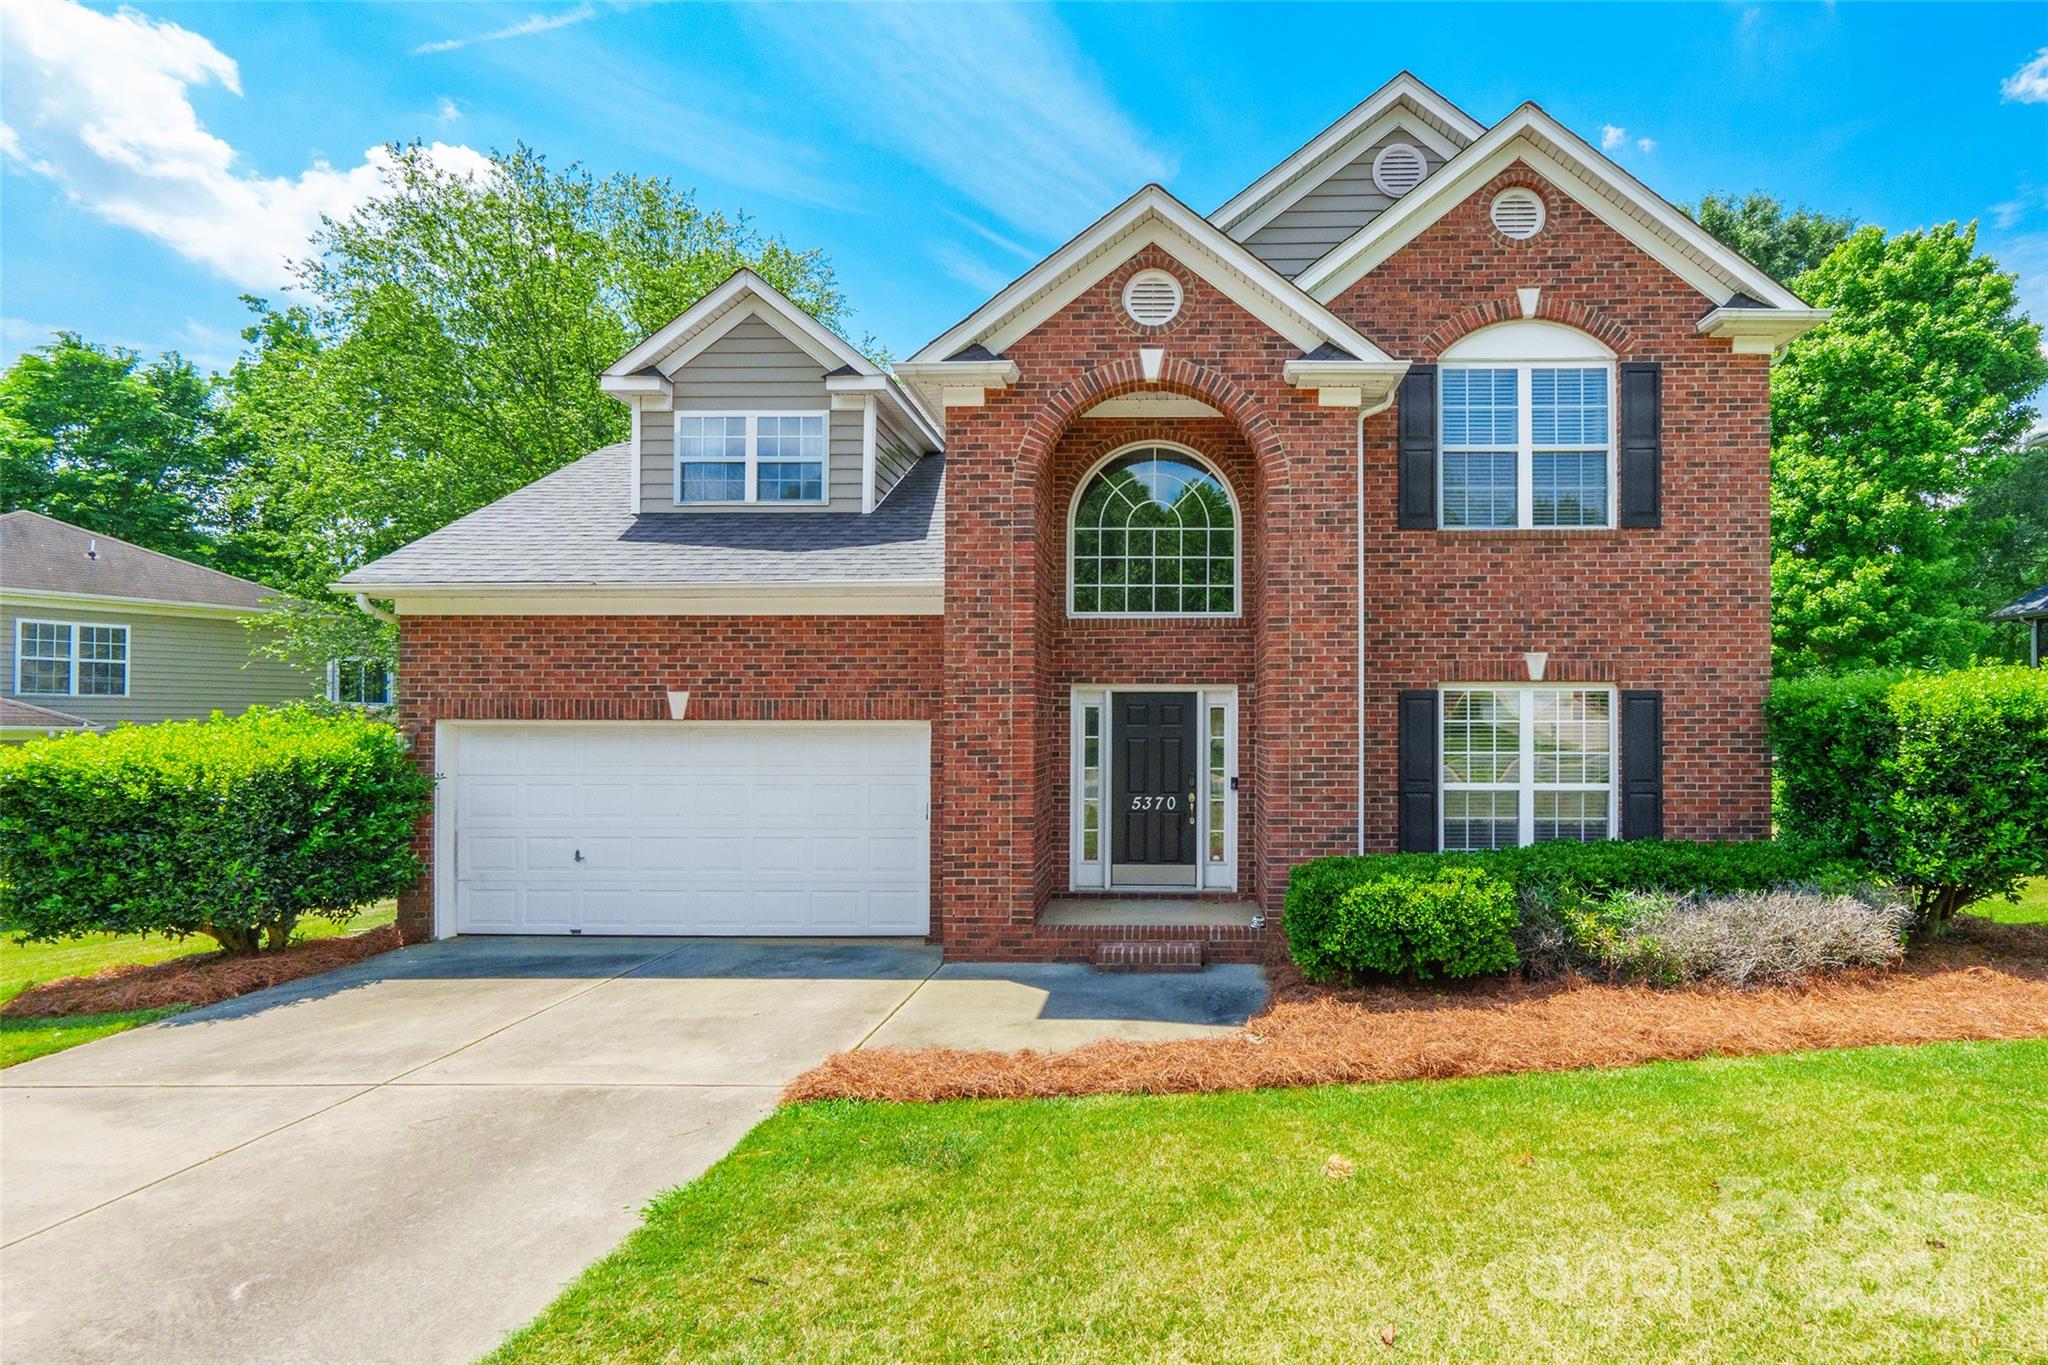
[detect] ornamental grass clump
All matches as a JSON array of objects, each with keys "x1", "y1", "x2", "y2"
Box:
[{"x1": 0, "y1": 706, "x2": 431, "y2": 954}]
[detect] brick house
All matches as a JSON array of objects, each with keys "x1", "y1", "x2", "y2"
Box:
[{"x1": 340, "y1": 74, "x2": 1824, "y2": 961}]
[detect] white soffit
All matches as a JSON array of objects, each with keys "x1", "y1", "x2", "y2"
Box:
[
  {"x1": 1212, "y1": 73, "x2": 1482, "y2": 234},
  {"x1": 908, "y1": 185, "x2": 1397, "y2": 364},
  {"x1": 1295, "y1": 104, "x2": 1809, "y2": 312},
  {"x1": 1080, "y1": 393, "x2": 1227, "y2": 419}
]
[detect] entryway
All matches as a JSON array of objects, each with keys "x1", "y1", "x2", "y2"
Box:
[{"x1": 1070, "y1": 686, "x2": 1238, "y2": 892}]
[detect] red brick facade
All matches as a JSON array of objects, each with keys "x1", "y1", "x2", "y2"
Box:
[{"x1": 393, "y1": 160, "x2": 1772, "y2": 960}]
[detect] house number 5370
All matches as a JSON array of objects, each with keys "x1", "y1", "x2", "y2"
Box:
[{"x1": 1129, "y1": 795, "x2": 1178, "y2": 811}]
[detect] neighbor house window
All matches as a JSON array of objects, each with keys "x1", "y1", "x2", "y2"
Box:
[
  {"x1": 1439, "y1": 322, "x2": 1614, "y2": 530},
  {"x1": 675, "y1": 412, "x2": 826, "y2": 504},
  {"x1": 15, "y1": 620, "x2": 126, "y2": 697},
  {"x1": 1070, "y1": 444, "x2": 1237, "y2": 615},
  {"x1": 328, "y1": 659, "x2": 392, "y2": 707},
  {"x1": 1442, "y1": 686, "x2": 1614, "y2": 850}
]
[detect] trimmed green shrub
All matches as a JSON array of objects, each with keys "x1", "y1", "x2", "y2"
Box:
[
  {"x1": 0, "y1": 706, "x2": 432, "y2": 953},
  {"x1": 1769, "y1": 666, "x2": 2048, "y2": 928},
  {"x1": 1295, "y1": 864, "x2": 1517, "y2": 982}
]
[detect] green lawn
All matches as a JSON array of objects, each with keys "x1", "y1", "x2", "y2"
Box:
[
  {"x1": 0, "y1": 902, "x2": 395, "y2": 1067},
  {"x1": 493, "y1": 1040, "x2": 2048, "y2": 1363},
  {"x1": 1966, "y1": 876, "x2": 2048, "y2": 925}
]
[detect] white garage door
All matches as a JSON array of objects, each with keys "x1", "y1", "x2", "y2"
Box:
[{"x1": 449, "y1": 723, "x2": 929, "y2": 936}]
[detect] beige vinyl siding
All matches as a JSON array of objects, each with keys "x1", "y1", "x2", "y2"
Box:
[
  {"x1": 874, "y1": 408, "x2": 922, "y2": 505},
  {"x1": 1243, "y1": 131, "x2": 1446, "y2": 278},
  {"x1": 1, "y1": 604, "x2": 323, "y2": 728},
  {"x1": 640, "y1": 313, "x2": 863, "y2": 512}
]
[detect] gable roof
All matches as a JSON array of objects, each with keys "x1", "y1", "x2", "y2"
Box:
[
  {"x1": 0, "y1": 510, "x2": 280, "y2": 611},
  {"x1": 1296, "y1": 103, "x2": 1813, "y2": 311},
  {"x1": 336, "y1": 444, "x2": 945, "y2": 596},
  {"x1": 603, "y1": 268, "x2": 942, "y2": 450},
  {"x1": 906, "y1": 184, "x2": 1401, "y2": 367},
  {"x1": 0, "y1": 697, "x2": 94, "y2": 731},
  {"x1": 1211, "y1": 72, "x2": 1483, "y2": 239}
]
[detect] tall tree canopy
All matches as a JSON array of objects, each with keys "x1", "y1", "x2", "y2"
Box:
[
  {"x1": 233, "y1": 142, "x2": 851, "y2": 596},
  {"x1": 1769, "y1": 223, "x2": 2047, "y2": 672},
  {"x1": 1687, "y1": 191, "x2": 1855, "y2": 285},
  {"x1": 0, "y1": 334, "x2": 257, "y2": 569}
]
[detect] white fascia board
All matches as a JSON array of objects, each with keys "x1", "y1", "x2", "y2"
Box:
[
  {"x1": 909, "y1": 186, "x2": 1395, "y2": 366},
  {"x1": 1222, "y1": 107, "x2": 1465, "y2": 241},
  {"x1": 373, "y1": 582, "x2": 944, "y2": 616},
  {"x1": 0, "y1": 588, "x2": 270, "y2": 619},
  {"x1": 1697, "y1": 306, "x2": 1832, "y2": 354},
  {"x1": 1281, "y1": 357, "x2": 1410, "y2": 408},
  {"x1": 826, "y1": 373, "x2": 944, "y2": 451},
  {"x1": 1297, "y1": 105, "x2": 1809, "y2": 312},
  {"x1": 600, "y1": 372, "x2": 673, "y2": 411},
  {"x1": 1212, "y1": 73, "x2": 1484, "y2": 232},
  {"x1": 893, "y1": 358, "x2": 1022, "y2": 411},
  {"x1": 606, "y1": 268, "x2": 874, "y2": 383}
]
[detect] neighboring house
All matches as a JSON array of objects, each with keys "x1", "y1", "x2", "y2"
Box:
[
  {"x1": 1992, "y1": 583, "x2": 2047, "y2": 667},
  {"x1": 0, "y1": 510, "x2": 322, "y2": 735},
  {"x1": 340, "y1": 73, "x2": 1826, "y2": 960}
]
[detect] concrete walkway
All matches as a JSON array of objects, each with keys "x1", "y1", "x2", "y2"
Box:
[{"x1": 0, "y1": 937, "x2": 1264, "y2": 1364}]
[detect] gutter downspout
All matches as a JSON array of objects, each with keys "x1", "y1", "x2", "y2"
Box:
[
  {"x1": 353, "y1": 593, "x2": 398, "y2": 626},
  {"x1": 1355, "y1": 386, "x2": 1399, "y2": 855}
]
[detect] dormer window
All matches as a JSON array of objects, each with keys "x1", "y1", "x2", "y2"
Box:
[{"x1": 676, "y1": 412, "x2": 827, "y2": 505}]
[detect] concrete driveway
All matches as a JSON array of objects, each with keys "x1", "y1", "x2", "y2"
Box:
[{"x1": 0, "y1": 937, "x2": 1264, "y2": 1364}]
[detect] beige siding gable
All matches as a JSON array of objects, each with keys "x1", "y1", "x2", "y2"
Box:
[
  {"x1": 1243, "y1": 129, "x2": 1447, "y2": 278},
  {"x1": 639, "y1": 312, "x2": 867, "y2": 513}
]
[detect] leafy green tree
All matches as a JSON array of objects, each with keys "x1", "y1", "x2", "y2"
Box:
[
  {"x1": 1687, "y1": 191, "x2": 1855, "y2": 285},
  {"x1": 1770, "y1": 223, "x2": 2048, "y2": 673},
  {"x1": 1958, "y1": 434, "x2": 2048, "y2": 660},
  {"x1": 0, "y1": 334, "x2": 241, "y2": 563}
]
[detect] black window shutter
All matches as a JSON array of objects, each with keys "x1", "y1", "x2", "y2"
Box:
[
  {"x1": 1619, "y1": 689, "x2": 1664, "y2": 839},
  {"x1": 1398, "y1": 689, "x2": 1440, "y2": 851},
  {"x1": 1618, "y1": 362, "x2": 1662, "y2": 528},
  {"x1": 1397, "y1": 364, "x2": 1438, "y2": 529}
]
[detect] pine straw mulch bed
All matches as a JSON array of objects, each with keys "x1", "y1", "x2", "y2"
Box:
[
  {"x1": 2, "y1": 925, "x2": 404, "y2": 1018},
  {"x1": 786, "y1": 916, "x2": 2048, "y2": 1103}
]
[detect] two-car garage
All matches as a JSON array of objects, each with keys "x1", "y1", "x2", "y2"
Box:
[{"x1": 439, "y1": 722, "x2": 931, "y2": 937}]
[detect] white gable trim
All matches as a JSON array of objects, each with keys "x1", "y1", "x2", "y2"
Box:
[
  {"x1": 1212, "y1": 73, "x2": 1483, "y2": 234},
  {"x1": 908, "y1": 185, "x2": 1395, "y2": 365},
  {"x1": 1296, "y1": 104, "x2": 1809, "y2": 312},
  {"x1": 604, "y1": 268, "x2": 942, "y2": 451}
]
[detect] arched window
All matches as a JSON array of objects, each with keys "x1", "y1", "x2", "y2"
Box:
[
  {"x1": 1070, "y1": 444, "x2": 1238, "y2": 616},
  {"x1": 1439, "y1": 320, "x2": 1615, "y2": 530}
]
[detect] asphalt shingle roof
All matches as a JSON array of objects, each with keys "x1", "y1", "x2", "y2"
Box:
[
  {"x1": 0, "y1": 698, "x2": 93, "y2": 729},
  {"x1": 0, "y1": 510, "x2": 280, "y2": 609},
  {"x1": 339, "y1": 443, "x2": 945, "y2": 589},
  {"x1": 1991, "y1": 582, "x2": 2048, "y2": 620}
]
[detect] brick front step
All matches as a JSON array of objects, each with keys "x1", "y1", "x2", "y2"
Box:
[{"x1": 1093, "y1": 940, "x2": 1205, "y2": 973}]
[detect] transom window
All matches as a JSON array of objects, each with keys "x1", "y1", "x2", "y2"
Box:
[
  {"x1": 1439, "y1": 321, "x2": 1614, "y2": 530},
  {"x1": 675, "y1": 412, "x2": 827, "y2": 505},
  {"x1": 1442, "y1": 686, "x2": 1614, "y2": 850},
  {"x1": 15, "y1": 619, "x2": 128, "y2": 697},
  {"x1": 1070, "y1": 445, "x2": 1237, "y2": 616}
]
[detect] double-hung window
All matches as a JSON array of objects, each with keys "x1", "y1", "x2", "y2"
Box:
[
  {"x1": 675, "y1": 412, "x2": 827, "y2": 505},
  {"x1": 1439, "y1": 322, "x2": 1615, "y2": 530},
  {"x1": 16, "y1": 619, "x2": 128, "y2": 697},
  {"x1": 1441, "y1": 686, "x2": 1614, "y2": 849}
]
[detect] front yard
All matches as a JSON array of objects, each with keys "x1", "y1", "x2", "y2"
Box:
[
  {"x1": 0, "y1": 902, "x2": 395, "y2": 1066},
  {"x1": 493, "y1": 1039, "x2": 2048, "y2": 1363}
]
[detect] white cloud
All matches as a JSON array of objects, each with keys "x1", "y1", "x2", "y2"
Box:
[
  {"x1": 1600, "y1": 124, "x2": 1628, "y2": 151},
  {"x1": 749, "y1": 3, "x2": 1171, "y2": 240},
  {"x1": 2001, "y1": 47, "x2": 2048, "y2": 103},
  {"x1": 410, "y1": 3, "x2": 599, "y2": 57},
  {"x1": 434, "y1": 97, "x2": 463, "y2": 125},
  {"x1": 942, "y1": 209, "x2": 1040, "y2": 261},
  {"x1": 1637, "y1": 137, "x2": 1658, "y2": 155},
  {"x1": 0, "y1": 0, "x2": 492, "y2": 290}
]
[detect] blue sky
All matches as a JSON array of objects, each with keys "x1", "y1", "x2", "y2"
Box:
[{"x1": 3, "y1": 1, "x2": 2044, "y2": 373}]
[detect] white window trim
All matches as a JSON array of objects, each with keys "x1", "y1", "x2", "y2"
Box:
[
  {"x1": 13, "y1": 618, "x2": 129, "y2": 698},
  {"x1": 1438, "y1": 359, "x2": 1617, "y2": 531},
  {"x1": 327, "y1": 658, "x2": 393, "y2": 708},
  {"x1": 1069, "y1": 685, "x2": 1238, "y2": 891},
  {"x1": 672, "y1": 410, "x2": 830, "y2": 507},
  {"x1": 1066, "y1": 440, "x2": 1243, "y2": 620},
  {"x1": 1440, "y1": 684, "x2": 1617, "y2": 850}
]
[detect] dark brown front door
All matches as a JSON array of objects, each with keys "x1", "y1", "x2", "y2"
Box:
[{"x1": 1113, "y1": 692, "x2": 1197, "y2": 885}]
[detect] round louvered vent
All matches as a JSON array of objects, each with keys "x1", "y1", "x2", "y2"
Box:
[
  {"x1": 1371, "y1": 142, "x2": 1427, "y2": 196},
  {"x1": 1490, "y1": 188, "x2": 1546, "y2": 240},
  {"x1": 1122, "y1": 269, "x2": 1183, "y2": 326}
]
